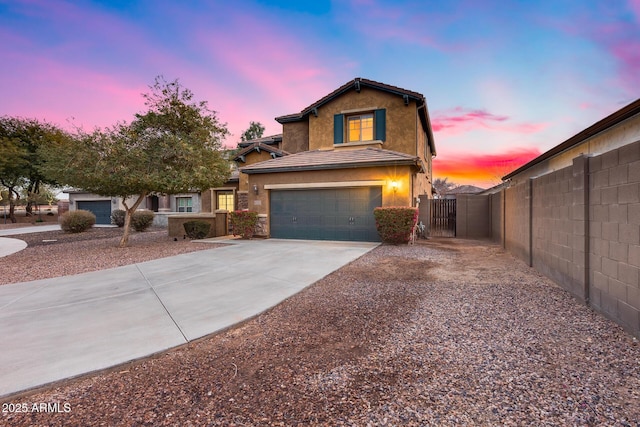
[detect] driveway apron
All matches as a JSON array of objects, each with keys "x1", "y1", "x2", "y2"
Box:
[{"x1": 0, "y1": 239, "x2": 378, "y2": 398}]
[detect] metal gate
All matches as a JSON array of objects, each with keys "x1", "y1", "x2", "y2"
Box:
[{"x1": 429, "y1": 199, "x2": 456, "y2": 237}]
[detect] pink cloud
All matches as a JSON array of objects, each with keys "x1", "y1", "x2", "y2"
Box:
[
  {"x1": 336, "y1": 0, "x2": 469, "y2": 51},
  {"x1": 433, "y1": 147, "x2": 542, "y2": 187},
  {"x1": 431, "y1": 107, "x2": 547, "y2": 135},
  {"x1": 552, "y1": 3, "x2": 640, "y2": 93},
  {"x1": 630, "y1": 0, "x2": 640, "y2": 22},
  {"x1": 1, "y1": 51, "x2": 146, "y2": 131},
  {"x1": 196, "y1": 17, "x2": 335, "y2": 114}
]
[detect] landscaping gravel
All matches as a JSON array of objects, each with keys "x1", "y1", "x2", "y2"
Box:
[
  {"x1": 0, "y1": 227, "x2": 216, "y2": 286},
  {"x1": 1, "y1": 237, "x2": 639, "y2": 426}
]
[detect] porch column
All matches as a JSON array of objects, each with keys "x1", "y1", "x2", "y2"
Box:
[{"x1": 158, "y1": 194, "x2": 171, "y2": 212}]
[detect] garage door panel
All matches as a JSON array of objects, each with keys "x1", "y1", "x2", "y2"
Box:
[
  {"x1": 76, "y1": 200, "x2": 111, "y2": 225},
  {"x1": 270, "y1": 187, "x2": 381, "y2": 242}
]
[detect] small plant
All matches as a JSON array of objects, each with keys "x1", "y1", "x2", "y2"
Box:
[
  {"x1": 373, "y1": 207, "x2": 419, "y2": 244},
  {"x1": 183, "y1": 220, "x2": 211, "y2": 239},
  {"x1": 229, "y1": 210, "x2": 259, "y2": 239},
  {"x1": 131, "y1": 210, "x2": 155, "y2": 232},
  {"x1": 111, "y1": 209, "x2": 126, "y2": 227},
  {"x1": 60, "y1": 209, "x2": 96, "y2": 233}
]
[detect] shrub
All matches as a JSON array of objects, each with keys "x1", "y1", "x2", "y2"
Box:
[
  {"x1": 110, "y1": 209, "x2": 126, "y2": 227},
  {"x1": 60, "y1": 209, "x2": 96, "y2": 233},
  {"x1": 229, "y1": 210, "x2": 259, "y2": 239},
  {"x1": 131, "y1": 210, "x2": 155, "y2": 232},
  {"x1": 183, "y1": 220, "x2": 211, "y2": 239},
  {"x1": 373, "y1": 207, "x2": 419, "y2": 244}
]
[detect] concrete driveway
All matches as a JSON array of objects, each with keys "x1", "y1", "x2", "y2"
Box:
[{"x1": 0, "y1": 239, "x2": 378, "y2": 398}]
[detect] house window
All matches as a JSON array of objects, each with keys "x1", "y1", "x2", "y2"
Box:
[
  {"x1": 334, "y1": 109, "x2": 385, "y2": 144},
  {"x1": 217, "y1": 192, "x2": 234, "y2": 211},
  {"x1": 347, "y1": 113, "x2": 374, "y2": 142},
  {"x1": 177, "y1": 197, "x2": 192, "y2": 212}
]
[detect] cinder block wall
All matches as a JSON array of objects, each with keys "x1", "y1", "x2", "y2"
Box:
[
  {"x1": 504, "y1": 181, "x2": 531, "y2": 264},
  {"x1": 456, "y1": 195, "x2": 490, "y2": 238},
  {"x1": 490, "y1": 192, "x2": 504, "y2": 244},
  {"x1": 588, "y1": 141, "x2": 640, "y2": 333},
  {"x1": 531, "y1": 164, "x2": 586, "y2": 301},
  {"x1": 484, "y1": 142, "x2": 640, "y2": 337}
]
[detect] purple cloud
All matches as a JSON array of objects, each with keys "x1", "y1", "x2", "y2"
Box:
[{"x1": 432, "y1": 107, "x2": 547, "y2": 135}]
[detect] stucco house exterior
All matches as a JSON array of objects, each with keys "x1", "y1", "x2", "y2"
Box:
[
  {"x1": 232, "y1": 77, "x2": 436, "y2": 241},
  {"x1": 67, "y1": 191, "x2": 205, "y2": 226}
]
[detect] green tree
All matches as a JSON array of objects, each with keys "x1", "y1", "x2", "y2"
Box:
[
  {"x1": 240, "y1": 121, "x2": 265, "y2": 142},
  {"x1": 41, "y1": 76, "x2": 231, "y2": 246},
  {"x1": 0, "y1": 117, "x2": 69, "y2": 222}
]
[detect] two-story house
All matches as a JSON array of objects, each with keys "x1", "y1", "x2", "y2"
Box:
[{"x1": 234, "y1": 77, "x2": 436, "y2": 241}]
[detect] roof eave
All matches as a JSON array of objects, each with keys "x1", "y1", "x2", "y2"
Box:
[
  {"x1": 241, "y1": 159, "x2": 421, "y2": 175},
  {"x1": 276, "y1": 77, "x2": 427, "y2": 124},
  {"x1": 503, "y1": 98, "x2": 640, "y2": 180}
]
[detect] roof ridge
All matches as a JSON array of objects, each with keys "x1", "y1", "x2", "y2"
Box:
[{"x1": 275, "y1": 77, "x2": 426, "y2": 123}]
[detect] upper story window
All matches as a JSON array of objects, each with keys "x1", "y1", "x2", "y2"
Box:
[
  {"x1": 334, "y1": 109, "x2": 385, "y2": 145},
  {"x1": 347, "y1": 113, "x2": 374, "y2": 142}
]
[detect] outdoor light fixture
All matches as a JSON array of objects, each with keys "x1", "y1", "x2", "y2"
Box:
[
  {"x1": 253, "y1": 184, "x2": 259, "y2": 195},
  {"x1": 391, "y1": 181, "x2": 399, "y2": 193}
]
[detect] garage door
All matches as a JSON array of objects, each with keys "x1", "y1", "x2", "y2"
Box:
[
  {"x1": 76, "y1": 200, "x2": 112, "y2": 225},
  {"x1": 270, "y1": 187, "x2": 382, "y2": 242}
]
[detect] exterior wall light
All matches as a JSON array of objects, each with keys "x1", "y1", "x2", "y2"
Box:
[
  {"x1": 253, "y1": 184, "x2": 259, "y2": 195},
  {"x1": 391, "y1": 181, "x2": 399, "y2": 193}
]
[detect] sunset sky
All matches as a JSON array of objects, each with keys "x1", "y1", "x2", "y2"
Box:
[{"x1": 1, "y1": 0, "x2": 638, "y2": 189}]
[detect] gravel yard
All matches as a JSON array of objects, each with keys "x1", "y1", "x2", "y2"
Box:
[
  {"x1": 0, "y1": 227, "x2": 216, "y2": 286},
  {"x1": 1, "y1": 236, "x2": 639, "y2": 426}
]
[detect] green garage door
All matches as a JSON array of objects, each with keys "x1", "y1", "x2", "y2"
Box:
[
  {"x1": 270, "y1": 187, "x2": 382, "y2": 242},
  {"x1": 76, "y1": 200, "x2": 112, "y2": 225}
]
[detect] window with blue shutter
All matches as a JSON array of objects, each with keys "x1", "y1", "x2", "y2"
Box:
[
  {"x1": 374, "y1": 109, "x2": 386, "y2": 141},
  {"x1": 334, "y1": 114, "x2": 344, "y2": 144},
  {"x1": 339, "y1": 109, "x2": 386, "y2": 144}
]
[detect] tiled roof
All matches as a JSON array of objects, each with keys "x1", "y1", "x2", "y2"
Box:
[
  {"x1": 234, "y1": 141, "x2": 289, "y2": 163},
  {"x1": 276, "y1": 78, "x2": 425, "y2": 124},
  {"x1": 237, "y1": 134, "x2": 283, "y2": 148},
  {"x1": 445, "y1": 185, "x2": 485, "y2": 195},
  {"x1": 503, "y1": 98, "x2": 640, "y2": 180},
  {"x1": 240, "y1": 147, "x2": 424, "y2": 174},
  {"x1": 273, "y1": 77, "x2": 436, "y2": 156}
]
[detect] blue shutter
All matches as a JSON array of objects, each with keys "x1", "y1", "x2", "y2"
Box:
[
  {"x1": 374, "y1": 109, "x2": 386, "y2": 141},
  {"x1": 334, "y1": 114, "x2": 344, "y2": 144}
]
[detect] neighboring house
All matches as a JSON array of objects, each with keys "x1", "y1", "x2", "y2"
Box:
[
  {"x1": 236, "y1": 77, "x2": 437, "y2": 241},
  {"x1": 440, "y1": 185, "x2": 485, "y2": 199},
  {"x1": 67, "y1": 190, "x2": 204, "y2": 225},
  {"x1": 69, "y1": 149, "x2": 240, "y2": 225}
]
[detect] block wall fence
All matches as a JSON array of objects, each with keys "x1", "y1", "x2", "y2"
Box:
[{"x1": 457, "y1": 140, "x2": 640, "y2": 337}]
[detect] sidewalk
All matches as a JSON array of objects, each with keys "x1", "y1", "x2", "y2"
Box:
[
  {"x1": 0, "y1": 239, "x2": 378, "y2": 398},
  {"x1": 0, "y1": 224, "x2": 61, "y2": 236}
]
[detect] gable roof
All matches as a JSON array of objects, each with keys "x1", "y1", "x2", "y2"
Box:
[
  {"x1": 503, "y1": 98, "x2": 640, "y2": 180},
  {"x1": 234, "y1": 140, "x2": 289, "y2": 163},
  {"x1": 237, "y1": 134, "x2": 282, "y2": 148},
  {"x1": 275, "y1": 77, "x2": 436, "y2": 156},
  {"x1": 445, "y1": 185, "x2": 485, "y2": 195},
  {"x1": 240, "y1": 147, "x2": 425, "y2": 174}
]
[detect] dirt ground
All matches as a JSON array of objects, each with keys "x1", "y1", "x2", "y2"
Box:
[
  {"x1": 0, "y1": 206, "x2": 59, "y2": 227},
  {"x1": 1, "y1": 237, "x2": 639, "y2": 426}
]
